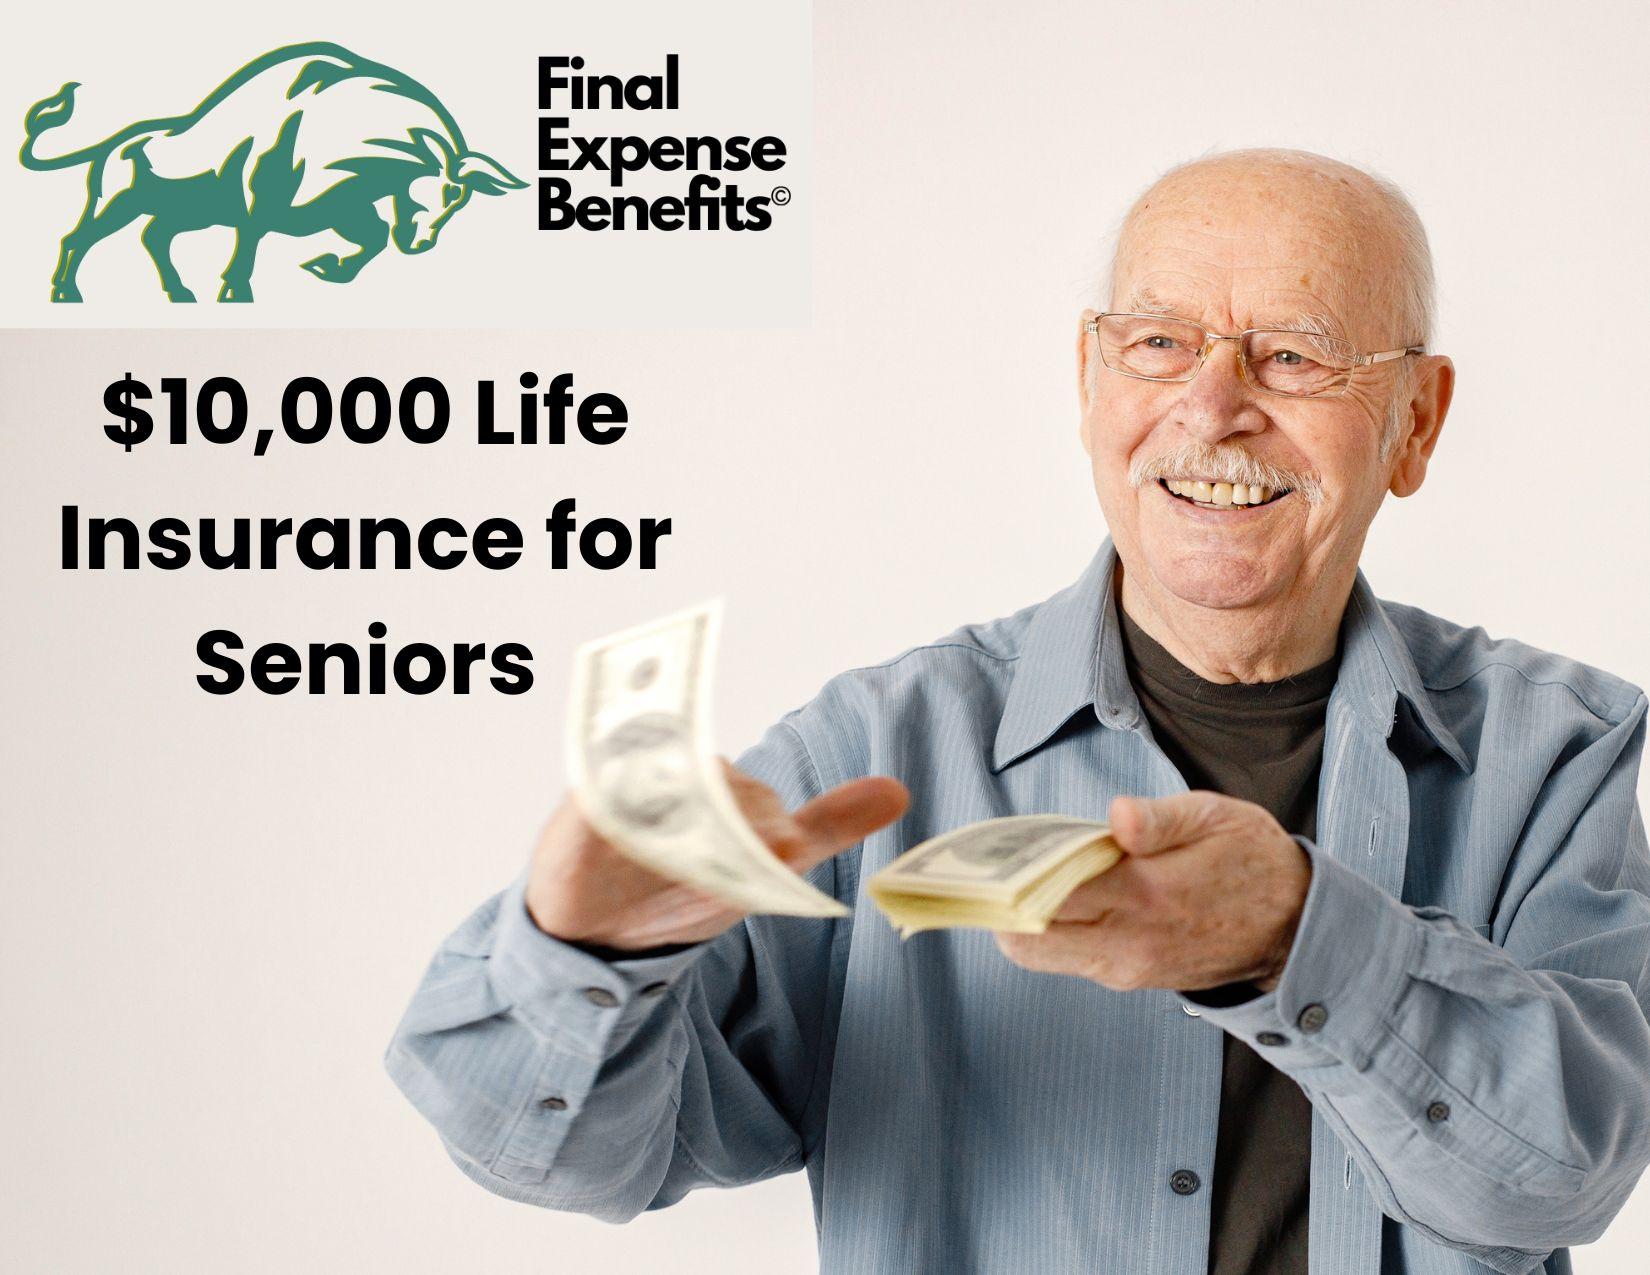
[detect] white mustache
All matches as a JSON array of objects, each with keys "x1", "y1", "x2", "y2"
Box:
[{"x1": 1129, "y1": 441, "x2": 1324, "y2": 506}]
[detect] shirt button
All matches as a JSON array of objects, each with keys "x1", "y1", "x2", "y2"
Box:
[
  {"x1": 539, "y1": 1095, "x2": 568, "y2": 1111},
  {"x1": 1297, "y1": 1003, "x2": 1329, "y2": 1034},
  {"x1": 1170, "y1": 1169, "x2": 1201, "y2": 1196},
  {"x1": 1181, "y1": 1004, "x2": 1202, "y2": 1018},
  {"x1": 1427, "y1": 1101, "x2": 1451, "y2": 1123},
  {"x1": 639, "y1": 980, "x2": 670, "y2": 997},
  {"x1": 583, "y1": 986, "x2": 620, "y2": 1008},
  {"x1": 1256, "y1": 1031, "x2": 1288, "y2": 1047}
]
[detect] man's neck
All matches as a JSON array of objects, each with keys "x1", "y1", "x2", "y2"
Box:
[{"x1": 1116, "y1": 558, "x2": 1350, "y2": 685}]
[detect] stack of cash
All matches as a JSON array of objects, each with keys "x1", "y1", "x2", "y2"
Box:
[{"x1": 866, "y1": 816, "x2": 1122, "y2": 938}]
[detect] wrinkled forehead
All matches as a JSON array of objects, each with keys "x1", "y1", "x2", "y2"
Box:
[{"x1": 1113, "y1": 173, "x2": 1398, "y2": 345}]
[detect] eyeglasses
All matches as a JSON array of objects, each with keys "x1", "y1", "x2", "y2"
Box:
[{"x1": 1082, "y1": 312, "x2": 1424, "y2": 399}]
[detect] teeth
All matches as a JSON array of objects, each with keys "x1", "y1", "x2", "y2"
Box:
[{"x1": 1163, "y1": 478, "x2": 1282, "y2": 507}]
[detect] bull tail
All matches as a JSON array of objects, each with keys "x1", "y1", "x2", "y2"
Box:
[{"x1": 19, "y1": 82, "x2": 100, "y2": 170}]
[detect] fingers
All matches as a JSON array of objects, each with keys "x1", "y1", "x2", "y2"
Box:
[
  {"x1": 717, "y1": 759, "x2": 907, "y2": 874},
  {"x1": 1109, "y1": 790, "x2": 1225, "y2": 857},
  {"x1": 718, "y1": 757, "x2": 788, "y2": 824},
  {"x1": 788, "y1": 776, "x2": 910, "y2": 870},
  {"x1": 995, "y1": 922, "x2": 1100, "y2": 976},
  {"x1": 1049, "y1": 874, "x2": 1114, "y2": 923},
  {"x1": 997, "y1": 917, "x2": 1161, "y2": 990}
]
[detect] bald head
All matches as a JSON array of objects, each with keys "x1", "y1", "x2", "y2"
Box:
[{"x1": 1100, "y1": 147, "x2": 1435, "y2": 352}]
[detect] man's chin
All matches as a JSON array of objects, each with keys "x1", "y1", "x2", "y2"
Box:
[{"x1": 1138, "y1": 544, "x2": 1285, "y2": 611}]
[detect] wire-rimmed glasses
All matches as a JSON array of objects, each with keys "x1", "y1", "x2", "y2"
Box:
[{"x1": 1082, "y1": 311, "x2": 1423, "y2": 399}]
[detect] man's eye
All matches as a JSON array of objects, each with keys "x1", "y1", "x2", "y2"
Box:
[
  {"x1": 1143, "y1": 334, "x2": 1180, "y2": 350},
  {"x1": 1271, "y1": 349, "x2": 1313, "y2": 366}
]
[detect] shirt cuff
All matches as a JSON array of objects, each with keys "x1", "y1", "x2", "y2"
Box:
[
  {"x1": 489, "y1": 869, "x2": 714, "y2": 1047},
  {"x1": 1180, "y1": 835, "x2": 1422, "y2": 1072}
]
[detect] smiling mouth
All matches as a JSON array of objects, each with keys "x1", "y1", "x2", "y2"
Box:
[{"x1": 1158, "y1": 478, "x2": 1290, "y2": 509}]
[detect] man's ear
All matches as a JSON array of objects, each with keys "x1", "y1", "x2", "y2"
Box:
[
  {"x1": 1076, "y1": 310, "x2": 1099, "y2": 456},
  {"x1": 1389, "y1": 355, "x2": 1454, "y2": 498}
]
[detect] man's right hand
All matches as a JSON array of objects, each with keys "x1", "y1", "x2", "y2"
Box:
[{"x1": 525, "y1": 761, "x2": 910, "y2": 953}]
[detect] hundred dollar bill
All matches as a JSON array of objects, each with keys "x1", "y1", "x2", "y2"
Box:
[
  {"x1": 867, "y1": 815, "x2": 1122, "y2": 938},
  {"x1": 566, "y1": 600, "x2": 848, "y2": 918}
]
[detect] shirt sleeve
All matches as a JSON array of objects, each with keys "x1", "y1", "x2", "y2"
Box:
[
  {"x1": 1186, "y1": 690, "x2": 1650, "y2": 1271},
  {"x1": 384, "y1": 716, "x2": 845, "y2": 1221}
]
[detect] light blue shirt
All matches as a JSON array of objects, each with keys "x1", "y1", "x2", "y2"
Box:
[{"x1": 386, "y1": 539, "x2": 1650, "y2": 1275}]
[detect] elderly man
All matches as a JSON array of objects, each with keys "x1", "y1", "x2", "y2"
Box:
[{"x1": 387, "y1": 148, "x2": 1650, "y2": 1275}]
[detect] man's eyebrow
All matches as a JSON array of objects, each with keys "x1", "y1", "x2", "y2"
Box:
[
  {"x1": 1265, "y1": 310, "x2": 1347, "y2": 340},
  {"x1": 1121, "y1": 286, "x2": 1348, "y2": 340},
  {"x1": 1123, "y1": 285, "x2": 1183, "y2": 316}
]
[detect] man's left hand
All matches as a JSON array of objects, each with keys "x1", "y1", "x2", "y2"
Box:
[{"x1": 994, "y1": 792, "x2": 1312, "y2": 994}]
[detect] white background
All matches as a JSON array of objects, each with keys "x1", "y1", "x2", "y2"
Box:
[{"x1": 3, "y1": 1, "x2": 1649, "y2": 1272}]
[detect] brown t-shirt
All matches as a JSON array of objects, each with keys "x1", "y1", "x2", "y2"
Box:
[{"x1": 1117, "y1": 602, "x2": 1341, "y2": 1275}]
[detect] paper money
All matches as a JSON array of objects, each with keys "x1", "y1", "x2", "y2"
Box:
[
  {"x1": 866, "y1": 815, "x2": 1122, "y2": 938},
  {"x1": 567, "y1": 600, "x2": 848, "y2": 918}
]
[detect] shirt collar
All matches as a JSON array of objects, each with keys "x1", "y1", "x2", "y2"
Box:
[{"x1": 991, "y1": 536, "x2": 1472, "y2": 774}]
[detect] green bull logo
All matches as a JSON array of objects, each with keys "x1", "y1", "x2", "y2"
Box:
[{"x1": 19, "y1": 41, "x2": 527, "y2": 302}]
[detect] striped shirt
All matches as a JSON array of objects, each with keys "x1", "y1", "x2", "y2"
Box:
[{"x1": 387, "y1": 537, "x2": 1650, "y2": 1275}]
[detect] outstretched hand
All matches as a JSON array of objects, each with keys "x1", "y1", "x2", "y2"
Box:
[
  {"x1": 994, "y1": 791, "x2": 1311, "y2": 993},
  {"x1": 527, "y1": 760, "x2": 909, "y2": 953}
]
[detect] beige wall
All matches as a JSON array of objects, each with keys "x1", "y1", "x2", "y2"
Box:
[{"x1": 3, "y1": 1, "x2": 1649, "y2": 1271}]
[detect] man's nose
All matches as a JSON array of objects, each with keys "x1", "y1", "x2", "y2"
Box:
[{"x1": 1171, "y1": 338, "x2": 1267, "y2": 443}]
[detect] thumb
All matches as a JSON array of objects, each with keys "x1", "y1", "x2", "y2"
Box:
[
  {"x1": 787, "y1": 776, "x2": 910, "y2": 872},
  {"x1": 1108, "y1": 791, "x2": 1214, "y2": 857}
]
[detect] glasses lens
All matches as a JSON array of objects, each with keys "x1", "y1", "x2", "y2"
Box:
[
  {"x1": 1096, "y1": 314, "x2": 1207, "y2": 381},
  {"x1": 1244, "y1": 330, "x2": 1358, "y2": 397}
]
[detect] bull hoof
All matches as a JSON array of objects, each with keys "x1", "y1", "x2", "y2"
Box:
[
  {"x1": 300, "y1": 253, "x2": 348, "y2": 282},
  {"x1": 166, "y1": 288, "x2": 198, "y2": 304},
  {"x1": 51, "y1": 285, "x2": 83, "y2": 303},
  {"x1": 217, "y1": 281, "x2": 252, "y2": 303}
]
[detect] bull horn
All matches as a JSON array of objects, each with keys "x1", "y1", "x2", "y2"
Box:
[{"x1": 409, "y1": 126, "x2": 458, "y2": 172}]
